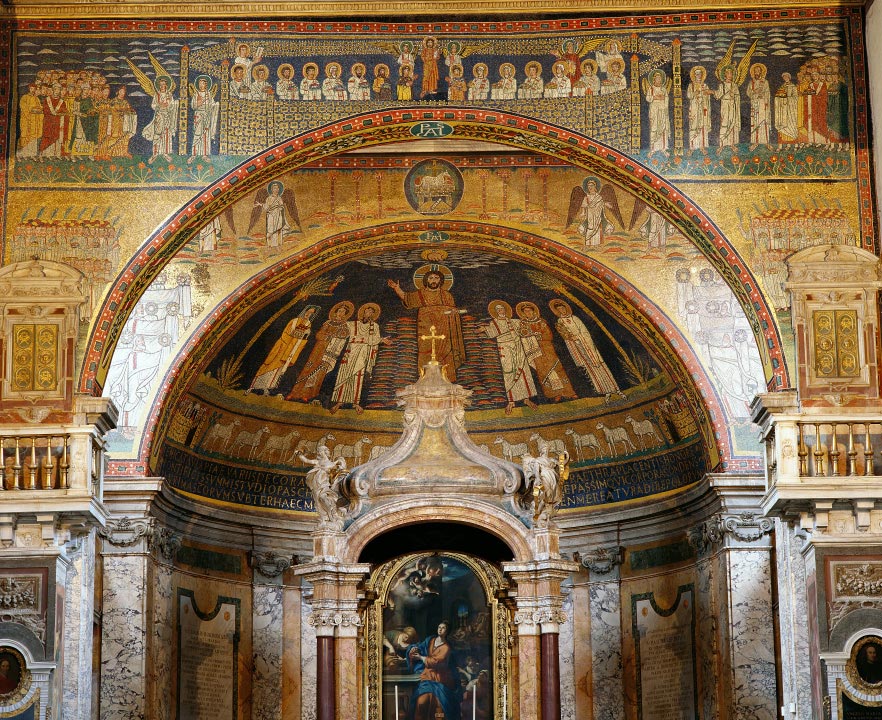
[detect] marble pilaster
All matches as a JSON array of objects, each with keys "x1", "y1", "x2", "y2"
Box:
[
  {"x1": 775, "y1": 521, "x2": 813, "y2": 720},
  {"x1": 569, "y1": 578, "x2": 592, "y2": 720},
  {"x1": 145, "y1": 556, "x2": 174, "y2": 720},
  {"x1": 725, "y1": 548, "x2": 777, "y2": 720},
  {"x1": 61, "y1": 530, "x2": 96, "y2": 720},
  {"x1": 695, "y1": 554, "x2": 720, "y2": 720},
  {"x1": 252, "y1": 581, "x2": 284, "y2": 720},
  {"x1": 301, "y1": 590, "x2": 317, "y2": 720},
  {"x1": 587, "y1": 580, "x2": 624, "y2": 720},
  {"x1": 282, "y1": 585, "x2": 303, "y2": 720},
  {"x1": 558, "y1": 583, "x2": 575, "y2": 720},
  {"x1": 100, "y1": 552, "x2": 149, "y2": 720}
]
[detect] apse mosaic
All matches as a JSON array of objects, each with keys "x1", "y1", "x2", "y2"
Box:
[
  {"x1": 153, "y1": 246, "x2": 712, "y2": 511},
  {"x1": 8, "y1": 13, "x2": 865, "y2": 187}
]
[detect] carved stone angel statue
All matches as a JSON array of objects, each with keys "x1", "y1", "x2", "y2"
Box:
[
  {"x1": 298, "y1": 444, "x2": 348, "y2": 530},
  {"x1": 521, "y1": 445, "x2": 570, "y2": 528}
]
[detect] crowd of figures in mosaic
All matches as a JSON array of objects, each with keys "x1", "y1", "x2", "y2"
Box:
[{"x1": 12, "y1": 21, "x2": 854, "y2": 182}]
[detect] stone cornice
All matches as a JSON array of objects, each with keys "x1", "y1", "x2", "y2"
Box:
[{"x1": 0, "y1": 0, "x2": 862, "y2": 20}]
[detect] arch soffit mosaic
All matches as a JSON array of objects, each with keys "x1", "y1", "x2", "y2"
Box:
[{"x1": 81, "y1": 108, "x2": 788, "y2": 401}]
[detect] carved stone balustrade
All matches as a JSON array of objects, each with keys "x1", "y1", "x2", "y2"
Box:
[
  {"x1": 752, "y1": 390, "x2": 882, "y2": 532},
  {"x1": 0, "y1": 396, "x2": 116, "y2": 546}
]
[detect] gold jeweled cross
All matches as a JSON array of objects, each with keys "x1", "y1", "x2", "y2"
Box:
[{"x1": 420, "y1": 325, "x2": 446, "y2": 362}]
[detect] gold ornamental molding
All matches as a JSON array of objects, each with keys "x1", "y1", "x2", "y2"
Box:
[{"x1": 0, "y1": 0, "x2": 866, "y2": 19}]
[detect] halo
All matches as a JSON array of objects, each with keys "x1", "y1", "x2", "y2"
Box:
[
  {"x1": 649, "y1": 68, "x2": 666, "y2": 84},
  {"x1": 358, "y1": 302, "x2": 381, "y2": 320},
  {"x1": 581, "y1": 176, "x2": 601, "y2": 193},
  {"x1": 193, "y1": 75, "x2": 212, "y2": 91},
  {"x1": 303, "y1": 62, "x2": 319, "y2": 76},
  {"x1": 401, "y1": 40, "x2": 414, "y2": 52},
  {"x1": 299, "y1": 304, "x2": 320, "y2": 319},
  {"x1": 608, "y1": 57, "x2": 625, "y2": 74},
  {"x1": 580, "y1": 58, "x2": 598, "y2": 74},
  {"x1": 277, "y1": 63, "x2": 295, "y2": 80},
  {"x1": 548, "y1": 298, "x2": 573, "y2": 317},
  {"x1": 413, "y1": 263, "x2": 453, "y2": 291},
  {"x1": 689, "y1": 65, "x2": 707, "y2": 82},
  {"x1": 525, "y1": 61, "x2": 543, "y2": 76},
  {"x1": 447, "y1": 40, "x2": 462, "y2": 53},
  {"x1": 251, "y1": 64, "x2": 269, "y2": 80},
  {"x1": 553, "y1": 61, "x2": 568, "y2": 74},
  {"x1": 472, "y1": 63, "x2": 488, "y2": 77},
  {"x1": 351, "y1": 62, "x2": 366, "y2": 75},
  {"x1": 751, "y1": 62, "x2": 767, "y2": 79},
  {"x1": 230, "y1": 63, "x2": 249, "y2": 79},
  {"x1": 604, "y1": 38, "x2": 621, "y2": 52},
  {"x1": 499, "y1": 62, "x2": 515, "y2": 76},
  {"x1": 236, "y1": 42, "x2": 251, "y2": 57},
  {"x1": 374, "y1": 63, "x2": 390, "y2": 78},
  {"x1": 267, "y1": 180, "x2": 284, "y2": 194},
  {"x1": 423, "y1": 35, "x2": 437, "y2": 46},
  {"x1": 488, "y1": 299, "x2": 513, "y2": 318},
  {"x1": 515, "y1": 301, "x2": 540, "y2": 319},
  {"x1": 155, "y1": 74, "x2": 176, "y2": 93},
  {"x1": 329, "y1": 300, "x2": 355, "y2": 319},
  {"x1": 324, "y1": 61, "x2": 342, "y2": 77}
]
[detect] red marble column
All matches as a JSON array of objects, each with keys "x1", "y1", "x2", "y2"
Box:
[
  {"x1": 540, "y1": 631, "x2": 560, "y2": 720},
  {"x1": 317, "y1": 635, "x2": 336, "y2": 720}
]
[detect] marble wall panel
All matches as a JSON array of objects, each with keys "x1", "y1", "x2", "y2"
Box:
[
  {"x1": 100, "y1": 554, "x2": 148, "y2": 720},
  {"x1": 252, "y1": 583, "x2": 284, "y2": 720},
  {"x1": 588, "y1": 580, "x2": 624, "y2": 720}
]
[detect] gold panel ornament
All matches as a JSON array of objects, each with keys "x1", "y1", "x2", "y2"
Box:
[
  {"x1": 11, "y1": 324, "x2": 58, "y2": 393},
  {"x1": 813, "y1": 310, "x2": 860, "y2": 379}
]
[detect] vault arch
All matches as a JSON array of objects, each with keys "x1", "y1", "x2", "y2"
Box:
[{"x1": 80, "y1": 107, "x2": 787, "y2": 400}]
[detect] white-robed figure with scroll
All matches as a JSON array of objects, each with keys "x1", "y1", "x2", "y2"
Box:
[
  {"x1": 483, "y1": 300, "x2": 538, "y2": 415},
  {"x1": 549, "y1": 298, "x2": 623, "y2": 402}
]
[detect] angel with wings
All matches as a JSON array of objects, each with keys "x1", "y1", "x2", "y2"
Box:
[
  {"x1": 375, "y1": 40, "x2": 417, "y2": 71},
  {"x1": 553, "y1": 37, "x2": 609, "y2": 84},
  {"x1": 248, "y1": 180, "x2": 301, "y2": 249},
  {"x1": 442, "y1": 39, "x2": 488, "y2": 74},
  {"x1": 566, "y1": 177, "x2": 624, "y2": 247},
  {"x1": 642, "y1": 69, "x2": 672, "y2": 155},
  {"x1": 125, "y1": 52, "x2": 178, "y2": 163},
  {"x1": 189, "y1": 75, "x2": 218, "y2": 161},
  {"x1": 714, "y1": 39, "x2": 759, "y2": 149}
]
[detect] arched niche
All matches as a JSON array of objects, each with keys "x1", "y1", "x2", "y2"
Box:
[{"x1": 80, "y1": 107, "x2": 787, "y2": 403}]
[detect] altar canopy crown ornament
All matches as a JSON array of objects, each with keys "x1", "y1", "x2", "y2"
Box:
[{"x1": 307, "y1": 355, "x2": 561, "y2": 528}]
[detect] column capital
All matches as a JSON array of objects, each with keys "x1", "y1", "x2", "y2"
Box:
[{"x1": 689, "y1": 512, "x2": 774, "y2": 554}]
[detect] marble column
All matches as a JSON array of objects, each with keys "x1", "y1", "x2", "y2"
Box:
[
  {"x1": 512, "y1": 613, "x2": 541, "y2": 720},
  {"x1": 98, "y1": 517, "x2": 153, "y2": 720},
  {"x1": 301, "y1": 589, "x2": 317, "y2": 720},
  {"x1": 61, "y1": 529, "x2": 96, "y2": 720},
  {"x1": 775, "y1": 520, "x2": 814, "y2": 720}
]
